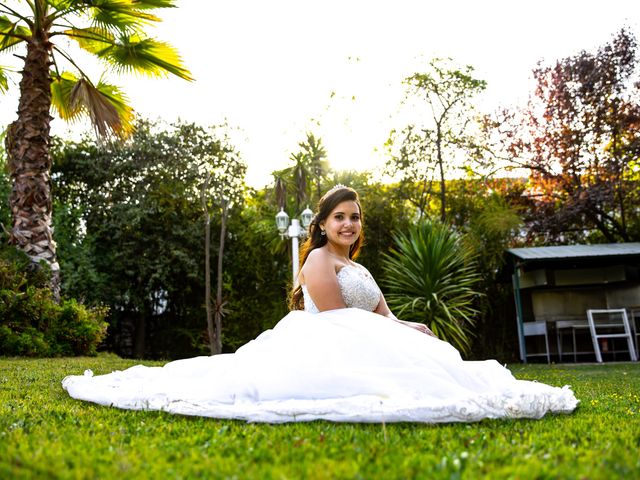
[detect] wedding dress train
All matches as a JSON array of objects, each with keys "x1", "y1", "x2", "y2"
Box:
[{"x1": 62, "y1": 265, "x2": 578, "y2": 423}]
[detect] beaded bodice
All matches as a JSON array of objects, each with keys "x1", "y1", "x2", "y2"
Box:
[{"x1": 302, "y1": 264, "x2": 381, "y2": 313}]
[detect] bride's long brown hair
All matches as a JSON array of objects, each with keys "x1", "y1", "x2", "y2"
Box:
[{"x1": 289, "y1": 186, "x2": 364, "y2": 311}]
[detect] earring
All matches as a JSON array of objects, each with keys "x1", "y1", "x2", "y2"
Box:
[{"x1": 320, "y1": 230, "x2": 326, "y2": 236}]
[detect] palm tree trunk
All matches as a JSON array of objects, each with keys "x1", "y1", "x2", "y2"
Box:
[{"x1": 5, "y1": 33, "x2": 60, "y2": 300}]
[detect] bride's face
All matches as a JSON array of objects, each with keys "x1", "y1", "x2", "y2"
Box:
[{"x1": 321, "y1": 200, "x2": 362, "y2": 248}]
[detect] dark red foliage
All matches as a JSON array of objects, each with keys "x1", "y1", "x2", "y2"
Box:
[{"x1": 500, "y1": 29, "x2": 640, "y2": 243}]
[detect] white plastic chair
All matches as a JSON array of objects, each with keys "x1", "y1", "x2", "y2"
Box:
[
  {"x1": 586, "y1": 309, "x2": 638, "y2": 363},
  {"x1": 523, "y1": 321, "x2": 551, "y2": 364}
]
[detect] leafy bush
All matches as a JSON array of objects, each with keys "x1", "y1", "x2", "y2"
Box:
[
  {"x1": 0, "y1": 246, "x2": 108, "y2": 357},
  {"x1": 381, "y1": 219, "x2": 481, "y2": 355}
]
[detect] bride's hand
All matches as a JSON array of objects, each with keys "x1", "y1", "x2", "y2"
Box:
[
  {"x1": 404, "y1": 321, "x2": 436, "y2": 337},
  {"x1": 385, "y1": 313, "x2": 436, "y2": 337}
]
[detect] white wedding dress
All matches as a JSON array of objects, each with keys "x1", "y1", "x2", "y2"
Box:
[{"x1": 62, "y1": 265, "x2": 578, "y2": 423}]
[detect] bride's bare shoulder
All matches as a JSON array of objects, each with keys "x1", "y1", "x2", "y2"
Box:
[
  {"x1": 306, "y1": 248, "x2": 330, "y2": 262},
  {"x1": 302, "y1": 248, "x2": 336, "y2": 275}
]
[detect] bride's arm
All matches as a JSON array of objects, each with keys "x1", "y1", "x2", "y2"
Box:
[
  {"x1": 302, "y1": 250, "x2": 347, "y2": 312},
  {"x1": 374, "y1": 294, "x2": 436, "y2": 337}
]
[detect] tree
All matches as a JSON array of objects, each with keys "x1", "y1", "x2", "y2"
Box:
[
  {"x1": 459, "y1": 187, "x2": 523, "y2": 360},
  {"x1": 298, "y1": 132, "x2": 328, "y2": 202},
  {"x1": 221, "y1": 190, "x2": 291, "y2": 351},
  {"x1": 498, "y1": 29, "x2": 640, "y2": 243},
  {"x1": 201, "y1": 132, "x2": 246, "y2": 355},
  {"x1": 290, "y1": 151, "x2": 309, "y2": 212},
  {"x1": 271, "y1": 132, "x2": 328, "y2": 209},
  {"x1": 386, "y1": 58, "x2": 487, "y2": 220},
  {"x1": 0, "y1": 0, "x2": 192, "y2": 298},
  {"x1": 53, "y1": 120, "x2": 246, "y2": 358}
]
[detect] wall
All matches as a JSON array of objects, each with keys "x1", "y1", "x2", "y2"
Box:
[{"x1": 530, "y1": 285, "x2": 640, "y2": 321}]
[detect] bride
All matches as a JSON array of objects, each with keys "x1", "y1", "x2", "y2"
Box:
[{"x1": 63, "y1": 186, "x2": 578, "y2": 423}]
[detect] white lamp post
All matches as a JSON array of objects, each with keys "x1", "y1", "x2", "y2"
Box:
[{"x1": 276, "y1": 207, "x2": 313, "y2": 285}]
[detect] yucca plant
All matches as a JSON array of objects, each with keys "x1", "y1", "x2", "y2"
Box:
[
  {"x1": 0, "y1": 0, "x2": 192, "y2": 297},
  {"x1": 381, "y1": 219, "x2": 481, "y2": 354}
]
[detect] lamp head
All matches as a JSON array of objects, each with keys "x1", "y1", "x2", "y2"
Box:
[
  {"x1": 275, "y1": 209, "x2": 290, "y2": 234},
  {"x1": 300, "y1": 207, "x2": 313, "y2": 229}
]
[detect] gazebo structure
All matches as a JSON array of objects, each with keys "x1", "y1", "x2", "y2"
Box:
[{"x1": 507, "y1": 243, "x2": 640, "y2": 363}]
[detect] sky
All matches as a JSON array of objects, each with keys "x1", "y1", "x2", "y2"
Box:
[{"x1": 1, "y1": 0, "x2": 640, "y2": 187}]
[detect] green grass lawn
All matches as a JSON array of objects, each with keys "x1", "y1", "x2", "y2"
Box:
[{"x1": 1, "y1": 356, "x2": 639, "y2": 479}]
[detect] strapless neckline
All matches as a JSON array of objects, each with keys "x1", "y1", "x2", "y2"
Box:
[
  {"x1": 337, "y1": 264, "x2": 368, "y2": 275},
  {"x1": 302, "y1": 263, "x2": 381, "y2": 313}
]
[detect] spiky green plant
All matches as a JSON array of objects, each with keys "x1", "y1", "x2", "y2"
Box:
[{"x1": 382, "y1": 219, "x2": 481, "y2": 354}]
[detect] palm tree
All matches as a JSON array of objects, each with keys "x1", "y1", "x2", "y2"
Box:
[
  {"x1": 0, "y1": 0, "x2": 192, "y2": 298},
  {"x1": 273, "y1": 173, "x2": 287, "y2": 210},
  {"x1": 299, "y1": 132, "x2": 327, "y2": 202},
  {"x1": 290, "y1": 151, "x2": 308, "y2": 212}
]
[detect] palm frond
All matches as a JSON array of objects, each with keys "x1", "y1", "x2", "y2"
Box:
[
  {"x1": 291, "y1": 153, "x2": 308, "y2": 209},
  {"x1": 0, "y1": 15, "x2": 31, "y2": 51},
  {"x1": 84, "y1": 0, "x2": 162, "y2": 32},
  {"x1": 51, "y1": 70, "x2": 134, "y2": 137},
  {"x1": 47, "y1": 0, "x2": 75, "y2": 12},
  {"x1": 93, "y1": 78, "x2": 135, "y2": 135},
  {"x1": 0, "y1": 65, "x2": 8, "y2": 93},
  {"x1": 63, "y1": 26, "x2": 115, "y2": 53},
  {"x1": 130, "y1": 0, "x2": 177, "y2": 9},
  {"x1": 51, "y1": 71, "x2": 84, "y2": 121},
  {"x1": 113, "y1": 35, "x2": 192, "y2": 80},
  {"x1": 273, "y1": 175, "x2": 287, "y2": 210},
  {"x1": 66, "y1": 29, "x2": 192, "y2": 80}
]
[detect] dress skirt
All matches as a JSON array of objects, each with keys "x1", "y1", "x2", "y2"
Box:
[{"x1": 62, "y1": 308, "x2": 578, "y2": 423}]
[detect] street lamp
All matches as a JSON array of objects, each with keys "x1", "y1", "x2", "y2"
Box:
[{"x1": 276, "y1": 207, "x2": 313, "y2": 285}]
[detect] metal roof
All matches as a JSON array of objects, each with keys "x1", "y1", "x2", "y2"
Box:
[{"x1": 507, "y1": 243, "x2": 640, "y2": 261}]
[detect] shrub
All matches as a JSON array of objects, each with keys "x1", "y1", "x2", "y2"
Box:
[
  {"x1": 381, "y1": 219, "x2": 481, "y2": 355},
  {"x1": 54, "y1": 299, "x2": 108, "y2": 356},
  {"x1": 0, "y1": 246, "x2": 108, "y2": 357}
]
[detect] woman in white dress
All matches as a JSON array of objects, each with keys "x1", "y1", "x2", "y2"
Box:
[{"x1": 63, "y1": 186, "x2": 578, "y2": 423}]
